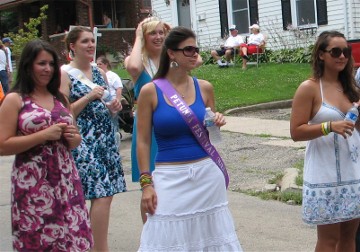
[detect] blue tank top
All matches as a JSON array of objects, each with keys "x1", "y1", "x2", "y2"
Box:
[{"x1": 153, "y1": 77, "x2": 208, "y2": 162}]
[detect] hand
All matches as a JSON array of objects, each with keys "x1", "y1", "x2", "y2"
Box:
[
  {"x1": 43, "y1": 123, "x2": 67, "y2": 141},
  {"x1": 213, "y1": 112, "x2": 227, "y2": 127},
  {"x1": 106, "y1": 99, "x2": 122, "y2": 114},
  {"x1": 136, "y1": 21, "x2": 144, "y2": 39},
  {"x1": 88, "y1": 86, "x2": 105, "y2": 101},
  {"x1": 330, "y1": 120, "x2": 355, "y2": 139},
  {"x1": 141, "y1": 185, "x2": 157, "y2": 215},
  {"x1": 62, "y1": 124, "x2": 79, "y2": 141}
]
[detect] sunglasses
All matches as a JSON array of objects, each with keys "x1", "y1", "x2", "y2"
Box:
[
  {"x1": 172, "y1": 46, "x2": 200, "y2": 57},
  {"x1": 323, "y1": 47, "x2": 352, "y2": 58}
]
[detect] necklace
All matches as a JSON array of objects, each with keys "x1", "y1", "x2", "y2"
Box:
[
  {"x1": 336, "y1": 87, "x2": 343, "y2": 93},
  {"x1": 175, "y1": 77, "x2": 190, "y2": 98}
]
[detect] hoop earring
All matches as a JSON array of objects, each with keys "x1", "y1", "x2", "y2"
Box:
[
  {"x1": 170, "y1": 61, "x2": 179, "y2": 68},
  {"x1": 69, "y1": 50, "x2": 75, "y2": 59}
]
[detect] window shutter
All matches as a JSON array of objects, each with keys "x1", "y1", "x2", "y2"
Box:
[
  {"x1": 249, "y1": 0, "x2": 259, "y2": 26},
  {"x1": 218, "y1": 0, "x2": 228, "y2": 38},
  {"x1": 316, "y1": 0, "x2": 327, "y2": 25},
  {"x1": 281, "y1": 0, "x2": 292, "y2": 30}
]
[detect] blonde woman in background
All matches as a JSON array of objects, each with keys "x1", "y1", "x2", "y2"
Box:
[{"x1": 125, "y1": 17, "x2": 170, "y2": 183}]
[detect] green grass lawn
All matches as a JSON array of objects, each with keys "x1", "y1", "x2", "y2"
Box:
[{"x1": 115, "y1": 63, "x2": 311, "y2": 112}]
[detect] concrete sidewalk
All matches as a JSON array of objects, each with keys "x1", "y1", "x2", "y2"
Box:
[{"x1": 0, "y1": 116, "x2": 315, "y2": 252}]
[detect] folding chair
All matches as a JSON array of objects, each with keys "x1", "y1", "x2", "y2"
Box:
[{"x1": 246, "y1": 44, "x2": 265, "y2": 68}]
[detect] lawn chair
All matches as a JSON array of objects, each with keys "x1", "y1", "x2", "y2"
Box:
[{"x1": 246, "y1": 44, "x2": 266, "y2": 68}]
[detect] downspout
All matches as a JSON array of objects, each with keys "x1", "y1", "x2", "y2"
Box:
[
  {"x1": 344, "y1": 0, "x2": 348, "y2": 38},
  {"x1": 348, "y1": 0, "x2": 354, "y2": 39}
]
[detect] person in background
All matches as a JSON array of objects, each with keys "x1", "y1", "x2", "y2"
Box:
[
  {"x1": 96, "y1": 55, "x2": 123, "y2": 146},
  {"x1": 240, "y1": 24, "x2": 265, "y2": 70},
  {"x1": 125, "y1": 16, "x2": 170, "y2": 182},
  {"x1": 2, "y1": 37, "x2": 13, "y2": 88},
  {"x1": 0, "y1": 39, "x2": 93, "y2": 251},
  {"x1": 290, "y1": 30, "x2": 360, "y2": 251},
  {"x1": 96, "y1": 56, "x2": 123, "y2": 101},
  {"x1": 103, "y1": 13, "x2": 112, "y2": 28},
  {"x1": 211, "y1": 24, "x2": 243, "y2": 67},
  {"x1": 60, "y1": 26, "x2": 126, "y2": 252},
  {"x1": 355, "y1": 67, "x2": 360, "y2": 88},
  {"x1": 136, "y1": 26, "x2": 242, "y2": 251},
  {"x1": 125, "y1": 16, "x2": 170, "y2": 223},
  {"x1": 0, "y1": 41, "x2": 8, "y2": 94}
]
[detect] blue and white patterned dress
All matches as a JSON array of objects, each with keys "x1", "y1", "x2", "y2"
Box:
[
  {"x1": 302, "y1": 80, "x2": 360, "y2": 225},
  {"x1": 67, "y1": 65, "x2": 126, "y2": 199}
]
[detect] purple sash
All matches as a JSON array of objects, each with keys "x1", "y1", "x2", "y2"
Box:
[{"x1": 153, "y1": 78, "x2": 229, "y2": 189}]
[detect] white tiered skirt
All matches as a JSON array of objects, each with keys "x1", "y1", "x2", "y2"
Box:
[{"x1": 138, "y1": 158, "x2": 242, "y2": 251}]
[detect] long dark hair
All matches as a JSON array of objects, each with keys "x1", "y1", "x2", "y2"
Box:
[
  {"x1": 11, "y1": 39, "x2": 68, "y2": 107},
  {"x1": 311, "y1": 30, "x2": 359, "y2": 102},
  {"x1": 154, "y1": 26, "x2": 196, "y2": 79}
]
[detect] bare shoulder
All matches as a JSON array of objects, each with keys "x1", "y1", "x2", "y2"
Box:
[
  {"x1": 139, "y1": 82, "x2": 156, "y2": 96},
  {"x1": 1, "y1": 92, "x2": 22, "y2": 110},
  {"x1": 196, "y1": 78, "x2": 213, "y2": 89},
  {"x1": 296, "y1": 78, "x2": 318, "y2": 95}
]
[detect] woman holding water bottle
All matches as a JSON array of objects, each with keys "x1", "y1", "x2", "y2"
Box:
[
  {"x1": 290, "y1": 30, "x2": 360, "y2": 251},
  {"x1": 136, "y1": 26, "x2": 241, "y2": 251},
  {"x1": 60, "y1": 26, "x2": 126, "y2": 252}
]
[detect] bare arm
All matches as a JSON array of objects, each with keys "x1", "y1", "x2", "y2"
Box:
[
  {"x1": 125, "y1": 21, "x2": 146, "y2": 81},
  {"x1": 137, "y1": 82, "x2": 157, "y2": 214},
  {"x1": 290, "y1": 80, "x2": 354, "y2": 141},
  {"x1": 0, "y1": 93, "x2": 68, "y2": 155},
  {"x1": 60, "y1": 69, "x2": 104, "y2": 118},
  {"x1": 198, "y1": 79, "x2": 226, "y2": 127}
]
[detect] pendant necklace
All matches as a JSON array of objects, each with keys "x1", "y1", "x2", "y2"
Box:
[{"x1": 177, "y1": 77, "x2": 190, "y2": 98}]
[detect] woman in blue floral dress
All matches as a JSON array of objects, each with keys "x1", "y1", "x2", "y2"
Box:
[
  {"x1": 0, "y1": 40, "x2": 93, "y2": 251},
  {"x1": 60, "y1": 26, "x2": 126, "y2": 251}
]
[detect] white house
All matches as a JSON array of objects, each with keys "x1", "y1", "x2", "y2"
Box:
[{"x1": 151, "y1": 0, "x2": 360, "y2": 50}]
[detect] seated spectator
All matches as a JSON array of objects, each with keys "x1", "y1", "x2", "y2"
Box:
[
  {"x1": 240, "y1": 24, "x2": 265, "y2": 69},
  {"x1": 211, "y1": 25, "x2": 243, "y2": 67},
  {"x1": 103, "y1": 13, "x2": 112, "y2": 28}
]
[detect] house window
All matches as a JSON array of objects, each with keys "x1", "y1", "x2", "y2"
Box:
[
  {"x1": 232, "y1": 0, "x2": 249, "y2": 34},
  {"x1": 295, "y1": 0, "x2": 315, "y2": 26},
  {"x1": 281, "y1": 0, "x2": 327, "y2": 30},
  {"x1": 231, "y1": 0, "x2": 258, "y2": 34}
]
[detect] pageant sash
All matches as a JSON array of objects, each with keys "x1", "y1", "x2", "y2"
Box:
[
  {"x1": 61, "y1": 64, "x2": 112, "y2": 103},
  {"x1": 153, "y1": 78, "x2": 229, "y2": 189}
]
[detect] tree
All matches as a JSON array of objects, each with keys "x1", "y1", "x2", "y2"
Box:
[{"x1": 5, "y1": 5, "x2": 48, "y2": 57}]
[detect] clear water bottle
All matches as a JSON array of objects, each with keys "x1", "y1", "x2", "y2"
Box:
[
  {"x1": 102, "y1": 89, "x2": 112, "y2": 104},
  {"x1": 344, "y1": 103, "x2": 359, "y2": 124},
  {"x1": 204, "y1": 107, "x2": 222, "y2": 144}
]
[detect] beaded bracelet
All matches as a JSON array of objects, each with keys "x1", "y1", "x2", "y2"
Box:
[
  {"x1": 139, "y1": 173, "x2": 153, "y2": 189},
  {"x1": 321, "y1": 121, "x2": 331, "y2": 136}
]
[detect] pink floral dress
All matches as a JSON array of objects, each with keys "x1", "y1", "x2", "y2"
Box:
[{"x1": 11, "y1": 96, "x2": 93, "y2": 251}]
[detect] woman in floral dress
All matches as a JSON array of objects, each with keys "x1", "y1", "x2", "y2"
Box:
[
  {"x1": 0, "y1": 39, "x2": 93, "y2": 251},
  {"x1": 60, "y1": 26, "x2": 126, "y2": 251}
]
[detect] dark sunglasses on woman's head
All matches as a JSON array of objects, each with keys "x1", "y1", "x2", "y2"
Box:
[
  {"x1": 172, "y1": 46, "x2": 200, "y2": 57},
  {"x1": 323, "y1": 47, "x2": 352, "y2": 58}
]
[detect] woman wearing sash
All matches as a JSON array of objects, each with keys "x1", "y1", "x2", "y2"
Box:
[
  {"x1": 136, "y1": 26, "x2": 242, "y2": 251},
  {"x1": 60, "y1": 26, "x2": 126, "y2": 252}
]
